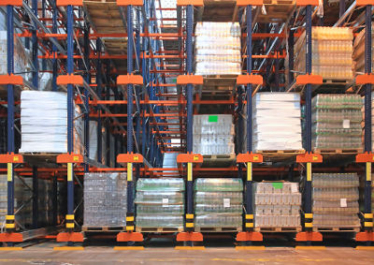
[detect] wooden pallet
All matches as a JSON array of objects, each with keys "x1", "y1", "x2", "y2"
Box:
[
  {"x1": 135, "y1": 227, "x2": 184, "y2": 233},
  {"x1": 202, "y1": 75, "x2": 238, "y2": 87},
  {"x1": 202, "y1": 154, "x2": 236, "y2": 167},
  {"x1": 313, "y1": 148, "x2": 363, "y2": 155},
  {"x1": 254, "y1": 227, "x2": 302, "y2": 233},
  {"x1": 196, "y1": 0, "x2": 238, "y2": 22},
  {"x1": 313, "y1": 227, "x2": 360, "y2": 233},
  {"x1": 82, "y1": 226, "x2": 125, "y2": 232},
  {"x1": 257, "y1": 150, "x2": 305, "y2": 161},
  {"x1": 195, "y1": 227, "x2": 242, "y2": 233},
  {"x1": 259, "y1": 0, "x2": 297, "y2": 23}
]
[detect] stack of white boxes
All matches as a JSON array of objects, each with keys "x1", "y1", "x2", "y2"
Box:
[
  {"x1": 83, "y1": 172, "x2": 127, "y2": 227},
  {"x1": 193, "y1": 115, "x2": 235, "y2": 155},
  {"x1": 195, "y1": 22, "x2": 241, "y2": 75},
  {"x1": 254, "y1": 182, "x2": 301, "y2": 229},
  {"x1": 248, "y1": 92, "x2": 303, "y2": 152}
]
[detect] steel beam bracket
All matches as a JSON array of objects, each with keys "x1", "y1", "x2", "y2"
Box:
[
  {"x1": 236, "y1": 74, "x2": 263, "y2": 86},
  {"x1": 296, "y1": 231, "x2": 323, "y2": 242},
  {"x1": 57, "y1": 74, "x2": 84, "y2": 86},
  {"x1": 356, "y1": 231, "x2": 374, "y2": 242},
  {"x1": 356, "y1": 74, "x2": 374, "y2": 85},
  {"x1": 177, "y1": 74, "x2": 203, "y2": 86},
  {"x1": 356, "y1": 152, "x2": 374, "y2": 163},
  {"x1": 236, "y1": 0, "x2": 263, "y2": 6},
  {"x1": 117, "y1": 153, "x2": 144, "y2": 163},
  {"x1": 56, "y1": 153, "x2": 84, "y2": 164},
  {"x1": 177, "y1": 153, "x2": 203, "y2": 163},
  {"x1": 0, "y1": 0, "x2": 22, "y2": 6},
  {"x1": 356, "y1": 0, "x2": 374, "y2": 6},
  {"x1": 56, "y1": 232, "x2": 84, "y2": 242},
  {"x1": 176, "y1": 232, "x2": 203, "y2": 242},
  {"x1": 296, "y1": 153, "x2": 323, "y2": 163},
  {"x1": 116, "y1": 0, "x2": 144, "y2": 6},
  {"x1": 117, "y1": 232, "x2": 143, "y2": 242},
  {"x1": 0, "y1": 153, "x2": 24, "y2": 164},
  {"x1": 0, "y1": 74, "x2": 23, "y2": 85},
  {"x1": 177, "y1": 0, "x2": 204, "y2": 6},
  {"x1": 56, "y1": 0, "x2": 83, "y2": 6},
  {"x1": 237, "y1": 152, "x2": 263, "y2": 163},
  {"x1": 117, "y1": 74, "x2": 143, "y2": 85},
  {"x1": 236, "y1": 231, "x2": 263, "y2": 242},
  {"x1": 0, "y1": 232, "x2": 23, "y2": 242},
  {"x1": 296, "y1": 0, "x2": 319, "y2": 6},
  {"x1": 296, "y1": 74, "x2": 323, "y2": 86}
]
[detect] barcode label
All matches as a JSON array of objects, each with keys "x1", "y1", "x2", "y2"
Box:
[{"x1": 223, "y1": 198, "x2": 230, "y2": 208}]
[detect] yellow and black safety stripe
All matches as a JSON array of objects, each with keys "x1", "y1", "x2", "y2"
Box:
[
  {"x1": 245, "y1": 214, "x2": 254, "y2": 230},
  {"x1": 126, "y1": 212, "x2": 135, "y2": 231},
  {"x1": 363, "y1": 213, "x2": 373, "y2": 228},
  {"x1": 304, "y1": 213, "x2": 313, "y2": 229},
  {"x1": 5, "y1": 214, "x2": 15, "y2": 230},
  {"x1": 185, "y1": 213, "x2": 194, "y2": 231},
  {"x1": 66, "y1": 214, "x2": 75, "y2": 229}
]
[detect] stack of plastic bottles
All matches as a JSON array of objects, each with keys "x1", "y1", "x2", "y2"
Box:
[
  {"x1": 254, "y1": 182, "x2": 301, "y2": 228},
  {"x1": 249, "y1": 92, "x2": 303, "y2": 152},
  {"x1": 194, "y1": 178, "x2": 243, "y2": 230},
  {"x1": 193, "y1": 115, "x2": 235, "y2": 155},
  {"x1": 313, "y1": 173, "x2": 360, "y2": 228},
  {"x1": 294, "y1": 27, "x2": 354, "y2": 80},
  {"x1": 83, "y1": 173, "x2": 127, "y2": 227},
  {"x1": 195, "y1": 22, "x2": 241, "y2": 75},
  {"x1": 353, "y1": 22, "x2": 374, "y2": 74},
  {"x1": 135, "y1": 178, "x2": 184, "y2": 229},
  {"x1": 312, "y1": 94, "x2": 363, "y2": 150}
]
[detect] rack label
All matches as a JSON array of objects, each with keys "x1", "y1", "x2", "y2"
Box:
[
  {"x1": 162, "y1": 198, "x2": 169, "y2": 207},
  {"x1": 340, "y1": 198, "x2": 347, "y2": 208},
  {"x1": 343, "y1": 119, "x2": 350, "y2": 129},
  {"x1": 223, "y1": 198, "x2": 230, "y2": 208},
  {"x1": 272, "y1": 182, "x2": 283, "y2": 190},
  {"x1": 208, "y1": 115, "x2": 218, "y2": 123}
]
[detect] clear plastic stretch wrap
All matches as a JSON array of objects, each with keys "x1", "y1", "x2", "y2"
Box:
[
  {"x1": 294, "y1": 27, "x2": 354, "y2": 80},
  {"x1": 253, "y1": 182, "x2": 301, "y2": 228},
  {"x1": 194, "y1": 178, "x2": 243, "y2": 229},
  {"x1": 83, "y1": 173, "x2": 127, "y2": 227},
  {"x1": 312, "y1": 173, "x2": 360, "y2": 228},
  {"x1": 135, "y1": 178, "x2": 185, "y2": 229},
  {"x1": 195, "y1": 22, "x2": 241, "y2": 75},
  {"x1": 247, "y1": 92, "x2": 303, "y2": 152},
  {"x1": 193, "y1": 115, "x2": 235, "y2": 155},
  {"x1": 353, "y1": 22, "x2": 374, "y2": 74},
  {"x1": 312, "y1": 94, "x2": 363, "y2": 149},
  {"x1": 19, "y1": 91, "x2": 84, "y2": 154}
]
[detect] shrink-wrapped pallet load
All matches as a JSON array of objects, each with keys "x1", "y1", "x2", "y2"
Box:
[
  {"x1": 194, "y1": 178, "x2": 243, "y2": 231},
  {"x1": 193, "y1": 115, "x2": 235, "y2": 155},
  {"x1": 195, "y1": 22, "x2": 241, "y2": 75},
  {"x1": 135, "y1": 178, "x2": 184, "y2": 230},
  {"x1": 83, "y1": 172, "x2": 127, "y2": 227}
]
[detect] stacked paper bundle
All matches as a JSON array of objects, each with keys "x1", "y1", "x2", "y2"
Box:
[
  {"x1": 135, "y1": 178, "x2": 184, "y2": 229},
  {"x1": 312, "y1": 94, "x2": 363, "y2": 150},
  {"x1": 195, "y1": 22, "x2": 241, "y2": 75},
  {"x1": 313, "y1": 173, "x2": 360, "y2": 228},
  {"x1": 19, "y1": 91, "x2": 84, "y2": 154},
  {"x1": 248, "y1": 92, "x2": 303, "y2": 152},
  {"x1": 294, "y1": 27, "x2": 354, "y2": 80},
  {"x1": 83, "y1": 173, "x2": 127, "y2": 227},
  {"x1": 193, "y1": 115, "x2": 235, "y2": 155},
  {"x1": 254, "y1": 182, "x2": 301, "y2": 229},
  {"x1": 194, "y1": 178, "x2": 243, "y2": 230},
  {"x1": 353, "y1": 23, "x2": 374, "y2": 74}
]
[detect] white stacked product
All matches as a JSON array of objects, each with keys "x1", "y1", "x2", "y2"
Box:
[
  {"x1": 19, "y1": 91, "x2": 84, "y2": 154},
  {"x1": 313, "y1": 173, "x2": 360, "y2": 229},
  {"x1": 135, "y1": 178, "x2": 184, "y2": 230},
  {"x1": 195, "y1": 22, "x2": 241, "y2": 75},
  {"x1": 83, "y1": 173, "x2": 127, "y2": 227},
  {"x1": 193, "y1": 115, "x2": 235, "y2": 155},
  {"x1": 312, "y1": 94, "x2": 363, "y2": 150},
  {"x1": 294, "y1": 27, "x2": 354, "y2": 80},
  {"x1": 249, "y1": 92, "x2": 303, "y2": 152},
  {"x1": 353, "y1": 22, "x2": 374, "y2": 74},
  {"x1": 254, "y1": 182, "x2": 301, "y2": 229},
  {"x1": 194, "y1": 178, "x2": 243, "y2": 230}
]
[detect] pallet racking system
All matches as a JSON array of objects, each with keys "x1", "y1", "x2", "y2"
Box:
[{"x1": 0, "y1": 0, "x2": 372, "y2": 250}]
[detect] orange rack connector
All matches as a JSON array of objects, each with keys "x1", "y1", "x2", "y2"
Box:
[
  {"x1": 296, "y1": 153, "x2": 323, "y2": 163},
  {"x1": 176, "y1": 232, "x2": 203, "y2": 242},
  {"x1": 177, "y1": 0, "x2": 204, "y2": 6},
  {"x1": 176, "y1": 74, "x2": 203, "y2": 86},
  {"x1": 296, "y1": 74, "x2": 323, "y2": 86},
  {"x1": 0, "y1": 0, "x2": 23, "y2": 6},
  {"x1": 0, "y1": 74, "x2": 23, "y2": 85},
  {"x1": 0, "y1": 232, "x2": 23, "y2": 242},
  {"x1": 117, "y1": 0, "x2": 144, "y2": 6},
  {"x1": 296, "y1": 231, "x2": 323, "y2": 242},
  {"x1": 236, "y1": 0, "x2": 263, "y2": 6},
  {"x1": 57, "y1": 232, "x2": 84, "y2": 242},
  {"x1": 56, "y1": 154, "x2": 84, "y2": 164},
  {"x1": 0, "y1": 153, "x2": 24, "y2": 164},
  {"x1": 56, "y1": 0, "x2": 83, "y2": 6},
  {"x1": 356, "y1": 231, "x2": 374, "y2": 242},
  {"x1": 296, "y1": 0, "x2": 320, "y2": 6},
  {"x1": 177, "y1": 153, "x2": 203, "y2": 163},
  {"x1": 356, "y1": 152, "x2": 374, "y2": 163},
  {"x1": 236, "y1": 74, "x2": 263, "y2": 86},
  {"x1": 356, "y1": 0, "x2": 374, "y2": 6},
  {"x1": 237, "y1": 152, "x2": 263, "y2": 163},
  {"x1": 236, "y1": 231, "x2": 263, "y2": 242},
  {"x1": 117, "y1": 232, "x2": 144, "y2": 242},
  {"x1": 117, "y1": 153, "x2": 144, "y2": 163},
  {"x1": 117, "y1": 74, "x2": 143, "y2": 85},
  {"x1": 56, "y1": 74, "x2": 84, "y2": 86},
  {"x1": 356, "y1": 74, "x2": 374, "y2": 85}
]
